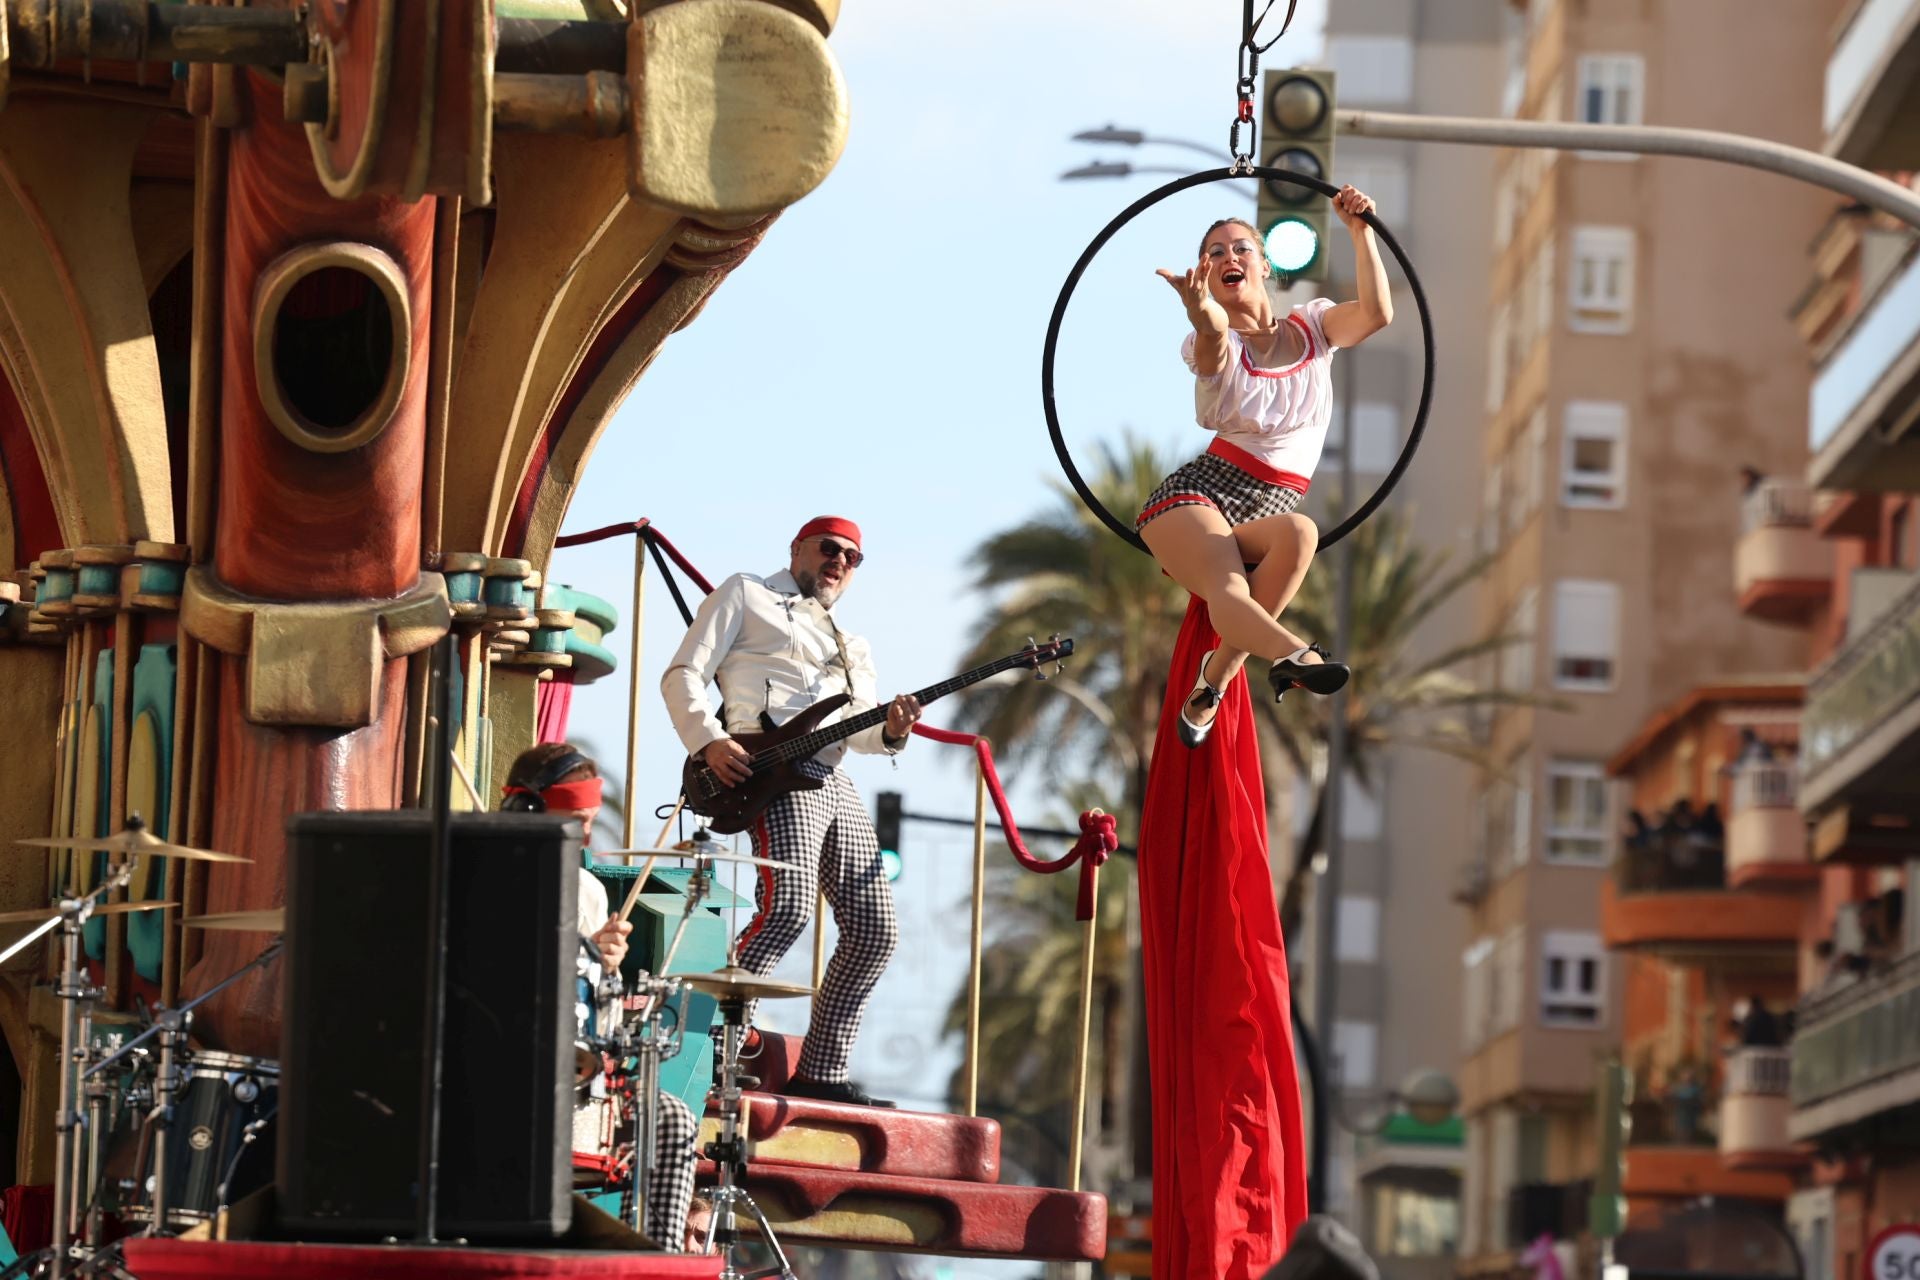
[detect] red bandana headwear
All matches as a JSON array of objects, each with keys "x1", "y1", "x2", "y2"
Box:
[
  {"x1": 794, "y1": 515, "x2": 862, "y2": 549},
  {"x1": 502, "y1": 776, "x2": 603, "y2": 811}
]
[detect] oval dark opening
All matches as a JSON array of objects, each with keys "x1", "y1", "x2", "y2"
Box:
[{"x1": 271, "y1": 265, "x2": 394, "y2": 432}]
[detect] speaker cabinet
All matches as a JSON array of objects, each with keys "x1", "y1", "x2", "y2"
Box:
[{"x1": 278, "y1": 811, "x2": 580, "y2": 1241}]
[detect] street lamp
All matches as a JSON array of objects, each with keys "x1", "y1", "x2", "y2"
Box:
[
  {"x1": 1059, "y1": 160, "x2": 1205, "y2": 182},
  {"x1": 1071, "y1": 124, "x2": 1232, "y2": 163},
  {"x1": 1333, "y1": 1065, "x2": 1463, "y2": 1136}
]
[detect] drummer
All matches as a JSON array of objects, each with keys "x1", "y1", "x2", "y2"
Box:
[{"x1": 502, "y1": 744, "x2": 701, "y2": 1249}]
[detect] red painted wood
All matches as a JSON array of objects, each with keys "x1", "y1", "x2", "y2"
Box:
[
  {"x1": 719, "y1": 1091, "x2": 1003, "y2": 1184},
  {"x1": 182, "y1": 653, "x2": 410, "y2": 1057},
  {"x1": 212, "y1": 72, "x2": 434, "y2": 600},
  {"x1": 0, "y1": 364, "x2": 65, "y2": 567},
  {"x1": 699, "y1": 1162, "x2": 1109, "y2": 1262},
  {"x1": 121, "y1": 1238, "x2": 722, "y2": 1279}
]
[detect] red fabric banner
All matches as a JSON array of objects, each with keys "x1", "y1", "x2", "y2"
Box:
[
  {"x1": 1138, "y1": 598, "x2": 1308, "y2": 1280},
  {"x1": 537, "y1": 668, "x2": 577, "y2": 743}
]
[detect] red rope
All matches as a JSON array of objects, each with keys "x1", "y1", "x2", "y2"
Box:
[
  {"x1": 550, "y1": 517, "x2": 714, "y2": 594},
  {"x1": 910, "y1": 723, "x2": 1117, "y2": 921},
  {"x1": 550, "y1": 518, "x2": 1112, "y2": 912}
]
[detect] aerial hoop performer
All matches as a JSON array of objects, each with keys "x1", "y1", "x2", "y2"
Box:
[
  {"x1": 1138, "y1": 185, "x2": 1393, "y2": 747},
  {"x1": 1134, "y1": 184, "x2": 1392, "y2": 1280}
]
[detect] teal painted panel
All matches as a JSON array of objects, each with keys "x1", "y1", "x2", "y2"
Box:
[{"x1": 126, "y1": 644, "x2": 178, "y2": 983}]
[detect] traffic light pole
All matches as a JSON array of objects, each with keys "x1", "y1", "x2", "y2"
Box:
[{"x1": 1336, "y1": 109, "x2": 1920, "y2": 231}]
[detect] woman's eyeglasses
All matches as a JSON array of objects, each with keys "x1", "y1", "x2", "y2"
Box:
[
  {"x1": 1204, "y1": 239, "x2": 1259, "y2": 260},
  {"x1": 812, "y1": 537, "x2": 865, "y2": 568}
]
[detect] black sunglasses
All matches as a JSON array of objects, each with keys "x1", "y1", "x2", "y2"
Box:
[{"x1": 812, "y1": 537, "x2": 865, "y2": 568}]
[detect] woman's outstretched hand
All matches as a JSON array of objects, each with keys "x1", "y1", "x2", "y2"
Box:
[
  {"x1": 1156, "y1": 258, "x2": 1229, "y2": 334},
  {"x1": 1333, "y1": 184, "x2": 1376, "y2": 233}
]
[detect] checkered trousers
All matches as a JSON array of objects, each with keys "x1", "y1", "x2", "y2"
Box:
[
  {"x1": 1137, "y1": 450, "x2": 1305, "y2": 530},
  {"x1": 644, "y1": 1090, "x2": 699, "y2": 1247},
  {"x1": 737, "y1": 760, "x2": 899, "y2": 1084}
]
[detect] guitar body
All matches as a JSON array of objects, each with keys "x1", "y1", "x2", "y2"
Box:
[{"x1": 681, "y1": 695, "x2": 850, "y2": 835}]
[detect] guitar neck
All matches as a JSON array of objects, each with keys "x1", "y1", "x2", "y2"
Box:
[{"x1": 767, "y1": 652, "x2": 1037, "y2": 765}]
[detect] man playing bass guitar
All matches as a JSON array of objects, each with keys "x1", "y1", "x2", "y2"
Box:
[{"x1": 661, "y1": 516, "x2": 922, "y2": 1108}]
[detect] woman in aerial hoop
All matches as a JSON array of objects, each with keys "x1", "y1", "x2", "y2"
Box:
[{"x1": 1139, "y1": 184, "x2": 1393, "y2": 747}]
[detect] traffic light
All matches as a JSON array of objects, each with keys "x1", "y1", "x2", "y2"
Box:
[
  {"x1": 1257, "y1": 67, "x2": 1337, "y2": 284},
  {"x1": 1589, "y1": 1057, "x2": 1633, "y2": 1240},
  {"x1": 875, "y1": 791, "x2": 903, "y2": 882}
]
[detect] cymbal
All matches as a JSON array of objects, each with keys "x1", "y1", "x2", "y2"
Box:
[
  {"x1": 680, "y1": 964, "x2": 813, "y2": 1002},
  {"x1": 0, "y1": 901, "x2": 176, "y2": 926},
  {"x1": 15, "y1": 827, "x2": 251, "y2": 865},
  {"x1": 181, "y1": 909, "x2": 285, "y2": 933},
  {"x1": 596, "y1": 846, "x2": 785, "y2": 873}
]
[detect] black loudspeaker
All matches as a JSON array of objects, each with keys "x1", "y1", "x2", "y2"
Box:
[{"x1": 277, "y1": 811, "x2": 580, "y2": 1241}]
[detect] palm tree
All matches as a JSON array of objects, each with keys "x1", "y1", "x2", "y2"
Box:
[{"x1": 944, "y1": 436, "x2": 1187, "y2": 832}]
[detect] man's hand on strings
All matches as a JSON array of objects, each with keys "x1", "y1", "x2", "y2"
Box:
[
  {"x1": 702, "y1": 737, "x2": 752, "y2": 787},
  {"x1": 1156, "y1": 258, "x2": 1229, "y2": 334},
  {"x1": 884, "y1": 694, "x2": 923, "y2": 741}
]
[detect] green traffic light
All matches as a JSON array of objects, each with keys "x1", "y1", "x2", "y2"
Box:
[
  {"x1": 1264, "y1": 216, "x2": 1320, "y2": 274},
  {"x1": 880, "y1": 848, "x2": 903, "y2": 882}
]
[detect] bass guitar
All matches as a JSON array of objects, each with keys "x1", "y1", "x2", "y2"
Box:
[{"x1": 681, "y1": 636, "x2": 1073, "y2": 835}]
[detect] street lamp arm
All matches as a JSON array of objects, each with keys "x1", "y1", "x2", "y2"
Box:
[{"x1": 1337, "y1": 108, "x2": 1920, "y2": 231}]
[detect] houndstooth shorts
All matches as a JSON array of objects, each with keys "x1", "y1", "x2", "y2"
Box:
[{"x1": 1137, "y1": 450, "x2": 1305, "y2": 530}]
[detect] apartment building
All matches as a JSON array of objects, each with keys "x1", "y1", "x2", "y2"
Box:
[
  {"x1": 1452, "y1": 0, "x2": 1833, "y2": 1267},
  {"x1": 1304, "y1": 5, "x2": 1506, "y2": 1273}
]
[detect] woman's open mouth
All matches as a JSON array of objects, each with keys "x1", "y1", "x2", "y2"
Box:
[{"x1": 1222, "y1": 269, "x2": 1246, "y2": 286}]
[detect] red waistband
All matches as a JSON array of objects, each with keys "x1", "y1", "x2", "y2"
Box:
[{"x1": 1207, "y1": 437, "x2": 1311, "y2": 493}]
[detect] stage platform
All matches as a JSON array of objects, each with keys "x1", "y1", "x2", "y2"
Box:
[{"x1": 120, "y1": 1238, "x2": 722, "y2": 1278}]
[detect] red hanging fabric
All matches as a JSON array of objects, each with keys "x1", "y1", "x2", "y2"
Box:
[
  {"x1": 536, "y1": 668, "x2": 576, "y2": 743},
  {"x1": 1138, "y1": 597, "x2": 1308, "y2": 1280}
]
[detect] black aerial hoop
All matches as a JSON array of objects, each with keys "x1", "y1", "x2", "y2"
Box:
[{"x1": 1041, "y1": 165, "x2": 1437, "y2": 553}]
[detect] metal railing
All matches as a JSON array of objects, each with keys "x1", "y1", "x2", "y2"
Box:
[
  {"x1": 1726, "y1": 1046, "x2": 1793, "y2": 1097},
  {"x1": 1741, "y1": 479, "x2": 1816, "y2": 534},
  {"x1": 1731, "y1": 761, "x2": 1799, "y2": 812},
  {"x1": 1802, "y1": 570, "x2": 1920, "y2": 783},
  {"x1": 1791, "y1": 947, "x2": 1920, "y2": 1113},
  {"x1": 1615, "y1": 836, "x2": 1726, "y2": 894}
]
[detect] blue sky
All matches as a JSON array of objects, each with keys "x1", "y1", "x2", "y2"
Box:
[{"x1": 552, "y1": 7, "x2": 1328, "y2": 1255}]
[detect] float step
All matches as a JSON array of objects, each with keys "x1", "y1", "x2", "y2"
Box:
[{"x1": 701, "y1": 1091, "x2": 1001, "y2": 1183}]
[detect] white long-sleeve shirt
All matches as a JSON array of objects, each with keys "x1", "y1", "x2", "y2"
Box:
[{"x1": 660, "y1": 569, "x2": 900, "y2": 767}]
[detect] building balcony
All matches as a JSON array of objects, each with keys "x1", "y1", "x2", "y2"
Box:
[
  {"x1": 1789, "y1": 948, "x2": 1920, "y2": 1141},
  {"x1": 1726, "y1": 764, "x2": 1815, "y2": 888},
  {"x1": 1601, "y1": 817, "x2": 1803, "y2": 968},
  {"x1": 1720, "y1": 1048, "x2": 1801, "y2": 1171},
  {"x1": 1798, "y1": 571, "x2": 1920, "y2": 861},
  {"x1": 1734, "y1": 482, "x2": 1831, "y2": 625},
  {"x1": 1622, "y1": 1091, "x2": 1794, "y2": 1203},
  {"x1": 1824, "y1": 0, "x2": 1920, "y2": 169},
  {"x1": 1807, "y1": 243, "x2": 1920, "y2": 492}
]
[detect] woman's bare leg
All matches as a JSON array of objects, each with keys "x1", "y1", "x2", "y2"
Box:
[
  {"x1": 1138, "y1": 504, "x2": 1307, "y2": 662},
  {"x1": 1180, "y1": 512, "x2": 1324, "y2": 728}
]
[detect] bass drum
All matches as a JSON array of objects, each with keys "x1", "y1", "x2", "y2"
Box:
[{"x1": 122, "y1": 1051, "x2": 278, "y2": 1229}]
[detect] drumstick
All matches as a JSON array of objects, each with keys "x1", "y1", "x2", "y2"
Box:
[
  {"x1": 631, "y1": 795, "x2": 685, "y2": 864},
  {"x1": 617, "y1": 856, "x2": 658, "y2": 924}
]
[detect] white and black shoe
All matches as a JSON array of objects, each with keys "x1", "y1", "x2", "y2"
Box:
[
  {"x1": 1268, "y1": 644, "x2": 1350, "y2": 703},
  {"x1": 1177, "y1": 649, "x2": 1228, "y2": 749}
]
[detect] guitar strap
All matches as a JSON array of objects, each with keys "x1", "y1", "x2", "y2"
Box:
[{"x1": 824, "y1": 612, "x2": 856, "y2": 696}]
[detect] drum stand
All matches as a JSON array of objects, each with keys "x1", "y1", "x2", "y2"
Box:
[
  {"x1": 702, "y1": 993, "x2": 794, "y2": 1280},
  {"x1": 614, "y1": 973, "x2": 685, "y2": 1240}
]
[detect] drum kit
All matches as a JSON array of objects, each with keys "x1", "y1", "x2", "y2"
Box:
[{"x1": 1, "y1": 820, "x2": 812, "y2": 1280}]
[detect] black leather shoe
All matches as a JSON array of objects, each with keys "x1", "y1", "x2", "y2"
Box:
[
  {"x1": 1268, "y1": 644, "x2": 1350, "y2": 703},
  {"x1": 784, "y1": 1076, "x2": 897, "y2": 1108},
  {"x1": 1177, "y1": 649, "x2": 1227, "y2": 749}
]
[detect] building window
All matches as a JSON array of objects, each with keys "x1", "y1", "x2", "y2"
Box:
[
  {"x1": 1540, "y1": 930, "x2": 1605, "y2": 1027},
  {"x1": 1481, "y1": 456, "x2": 1506, "y2": 556},
  {"x1": 1487, "y1": 302, "x2": 1512, "y2": 412},
  {"x1": 1568, "y1": 227, "x2": 1634, "y2": 333},
  {"x1": 1499, "y1": 586, "x2": 1538, "y2": 693},
  {"x1": 1463, "y1": 937, "x2": 1493, "y2": 1048},
  {"x1": 1545, "y1": 760, "x2": 1610, "y2": 863},
  {"x1": 1493, "y1": 927, "x2": 1526, "y2": 1033},
  {"x1": 1552, "y1": 579, "x2": 1619, "y2": 691},
  {"x1": 1336, "y1": 896, "x2": 1381, "y2": 964},
  {"x1": 1578, "y1": 55, "x2": 1644, "y2": 127},
  {"x1": 1334, "y1": 1020, "x2": 1379, "y2": 1089},
  {"x1": 1328, "y1": 36, "x2": 1414, "y2": 106},
  {"x1": 1561, "y1": 401, "x2": 1629, "y2": 508}
]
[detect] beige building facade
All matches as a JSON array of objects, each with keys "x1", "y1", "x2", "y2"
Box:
[{"x1": 1452, "y1": 0, "x2": 1833, "y2": 1266}]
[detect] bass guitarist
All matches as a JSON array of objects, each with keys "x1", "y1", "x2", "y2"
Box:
[{"x1": 661, "y1": 516, "x2": 922, "y2": 1108}]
